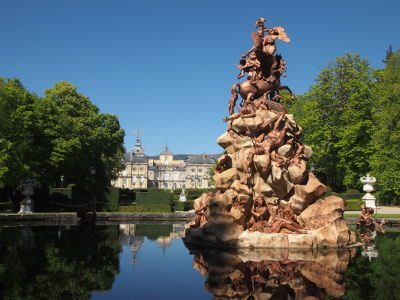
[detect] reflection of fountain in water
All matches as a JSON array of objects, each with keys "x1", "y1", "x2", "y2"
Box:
[
  {"x1": 356, "y1": 208, "x2": 385, "y2": 263},
  {"x1": 186, "y1": 245, "x2": 356, "y2": 299},
  {"x1": 358, "y1": 226, "x2": 381, "y2": 263}
]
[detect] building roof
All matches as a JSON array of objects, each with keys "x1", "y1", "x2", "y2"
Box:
[
  {"x1": 187, "y1": 154, "x2": 219, "y2": 165},
  {"x1": 160, "y1": 145, "x2": 173, "y2": 156},
  {"x1": 132, "y1": 135, "x2": 145, "y2": 157},
  {"x1": 123, "y1": 152, "x2": 148, "y2": 163}
]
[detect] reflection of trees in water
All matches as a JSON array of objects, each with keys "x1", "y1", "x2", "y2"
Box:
[
  {"x1": 341, "y1": 233, "x2": 400, "y2": 300},
  {"x1": 0, "y1": 225, "x2": 121, "y2": 300},
  {"x1": 187, "y1": 246, "x2": 355, "y2": 299}
]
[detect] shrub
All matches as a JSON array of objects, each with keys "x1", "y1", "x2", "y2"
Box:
[
  {"x1": 50, "y1": 188, "x2": 72, "y2": 200},
  {"x1": 119, "y1": 188, "x2": 136, "y2": 204},
  {"x1": 49, "y1": 186, "x2": 120, "y2": 212},
  {"x1": 0, "y1": 202, "x2": 13, "y2": 212},
  {"x1": 49, "y1": 188, "x2": 78, "y2": 212},
  {"x1": 101, "y1": 187, "x2": 119, "y2": 212},
  {"x1": 174, "y1": 200, "x2": 194, "y2": 211},
  {"x1": 187, "y1": 189, "x2": 211, "y2": 200},
  {"x1": 341, "y1": 189, "x2": 363, "y2": 200},
  {"x1": 345, "y1": 199, "x2": 363, "y2": 211},
  {"x1": 136, "y1": 190, "x2": 173, "y2": 203}
]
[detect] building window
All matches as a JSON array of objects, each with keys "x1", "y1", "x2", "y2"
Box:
[{"x1": 198, "y1": 168, "x2": 203, "y2": 173}]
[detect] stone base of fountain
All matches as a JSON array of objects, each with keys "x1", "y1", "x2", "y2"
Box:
[
  {"x1": 184, "y1": 107, "x2": 356, "y2": 249},
  {"x1": 184, "y1": 187, "x2": 356, "y2": 249}
]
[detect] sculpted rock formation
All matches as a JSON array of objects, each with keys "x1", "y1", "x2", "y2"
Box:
[{"x1": 184, "y1": 17, "x2": 355, "y2": 248}]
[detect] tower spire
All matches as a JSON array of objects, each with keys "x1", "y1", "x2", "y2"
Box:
[{"x1": 132, "y1": 129, "x2": 145, "y2": 157}]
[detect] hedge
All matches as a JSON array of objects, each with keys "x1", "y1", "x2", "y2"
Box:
[
  {"x1": 49, "y1": 187, "x2": 90, "y2": 212},
  {"x1": 345, "y1": 199, "x2": 363, "y2": 211},
  {"x1": 186, "y1": 189, "x2": 212, "y2": 200},
  {"x1": 101, "y1": 187, "x2": 119, "y2": 212},
  {"x1": 174, "y1": 200, "x2": 195, "y2": 211},
  {"x1": 49, "y1": 186, "x2": 120, "y2": 212},
  {"x1": 340, "y1": 189, "x2": 364, "y2": 200}
]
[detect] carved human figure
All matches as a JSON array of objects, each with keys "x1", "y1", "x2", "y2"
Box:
[
  {"x1": 247, "y1": 195, "x2": 269, "y2": 232},
  {"x1": 356, "y1": 205, "x2": 385, "y2": 231},
  {"x1": 243, "y1": 112, "x2": 289, "y2": 180},
  {"x1": 356, "y1": 205, "x2": 375, "y2": 227},
  {"x1": 267, "y1": 203, "x2": 307, "y2": 234},
  {"x1": 237, "y1": 52, "x2": 262, "y2": 82},
  {"x1": 289, "y1": 141, "x2": 305, "y2": 166},
  {"x1": 226, "y1": 100, "x2": 258, "y2": 124}
]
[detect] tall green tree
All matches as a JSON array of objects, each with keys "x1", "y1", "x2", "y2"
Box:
[
  {"x1": 289, "y1": 54, "x2": 374, "y2": 191},
  {"x1": 44, "y1": 81, "x2": 125, "y2": 190},
  {"x1": 370, "y1": 50, "x2": 400, "y2": 204},
  {"x1": 0, "y1": 79, "x2": 125, "y2": 203},
  {"x1": 0, "y1": 78, "x2": 38, "y2": 187}
]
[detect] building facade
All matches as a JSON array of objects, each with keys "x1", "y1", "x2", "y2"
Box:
[{"x1": 112, "y1": 137, "x2": 219, "y2": 190}]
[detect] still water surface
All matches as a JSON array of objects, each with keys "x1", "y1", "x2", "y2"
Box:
[{"x1": 0, "y1": 223, "x2": 398, "y2": 299}]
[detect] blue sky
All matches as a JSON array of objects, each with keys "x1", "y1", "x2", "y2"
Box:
[{"x1": 1, "y1": 0, "x2": 399, "y2": 155}]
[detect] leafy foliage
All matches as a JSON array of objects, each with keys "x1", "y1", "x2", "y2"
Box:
[
  {"x1": 289, "y1": 54, "x2": 374, "y2": 191},
  {"x1": 340, "y1": 234, "x2": 400, "y2": 299},
  {"x1": 0, "y1": 226, "x2": 121, "y2": 299},
  {"x1": 0, "y1": 79, "x2": 125, "y2": 207},
  {"x1": 370, "y1": 51, "x2": 400, "y2": 204}
]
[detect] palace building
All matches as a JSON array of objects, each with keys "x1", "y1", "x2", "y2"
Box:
[{"x1": 112, "y1": 136, "x2": 219, "y2": 190}]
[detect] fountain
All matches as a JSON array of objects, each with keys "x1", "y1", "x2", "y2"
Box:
[
  {"x1": 360, "y1": 174, "x2": 377, "y2": 211},
  {"x1": 179, "y1": 187, "x2": 187, "y2": 202},
  {"x1": 18, "y1": 178, "x2": 35, "y2": 214},
  {"x1": 184, "y1": 17, "x2": 356, "y2": 249}
]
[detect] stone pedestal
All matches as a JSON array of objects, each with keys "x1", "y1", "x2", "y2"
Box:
[{"x1": 362, "y1": 193, "x2": 377, "y2": 211}]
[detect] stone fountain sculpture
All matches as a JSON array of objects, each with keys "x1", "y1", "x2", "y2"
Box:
[
  {"x1": 360, "y1": 174, "x2": 377, "y2": 211},
  {"x1": 179, "y1": 187, "x2": 187, "y2": 202},
  {"x1": 18, "y1": 178, "x2": 35, "y2": 214},
  {"x1": 184, "y1": 17, "x2": 355, "y2": 248}
]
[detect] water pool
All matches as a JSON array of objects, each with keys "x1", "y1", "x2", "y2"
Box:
[{"x1": 0, "y1": 223, "x2": 398, "y2": 299}]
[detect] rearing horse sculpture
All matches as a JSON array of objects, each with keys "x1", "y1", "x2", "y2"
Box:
[{"x1": 228, "y1": 55, "x2": 294, "y2": 115}]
